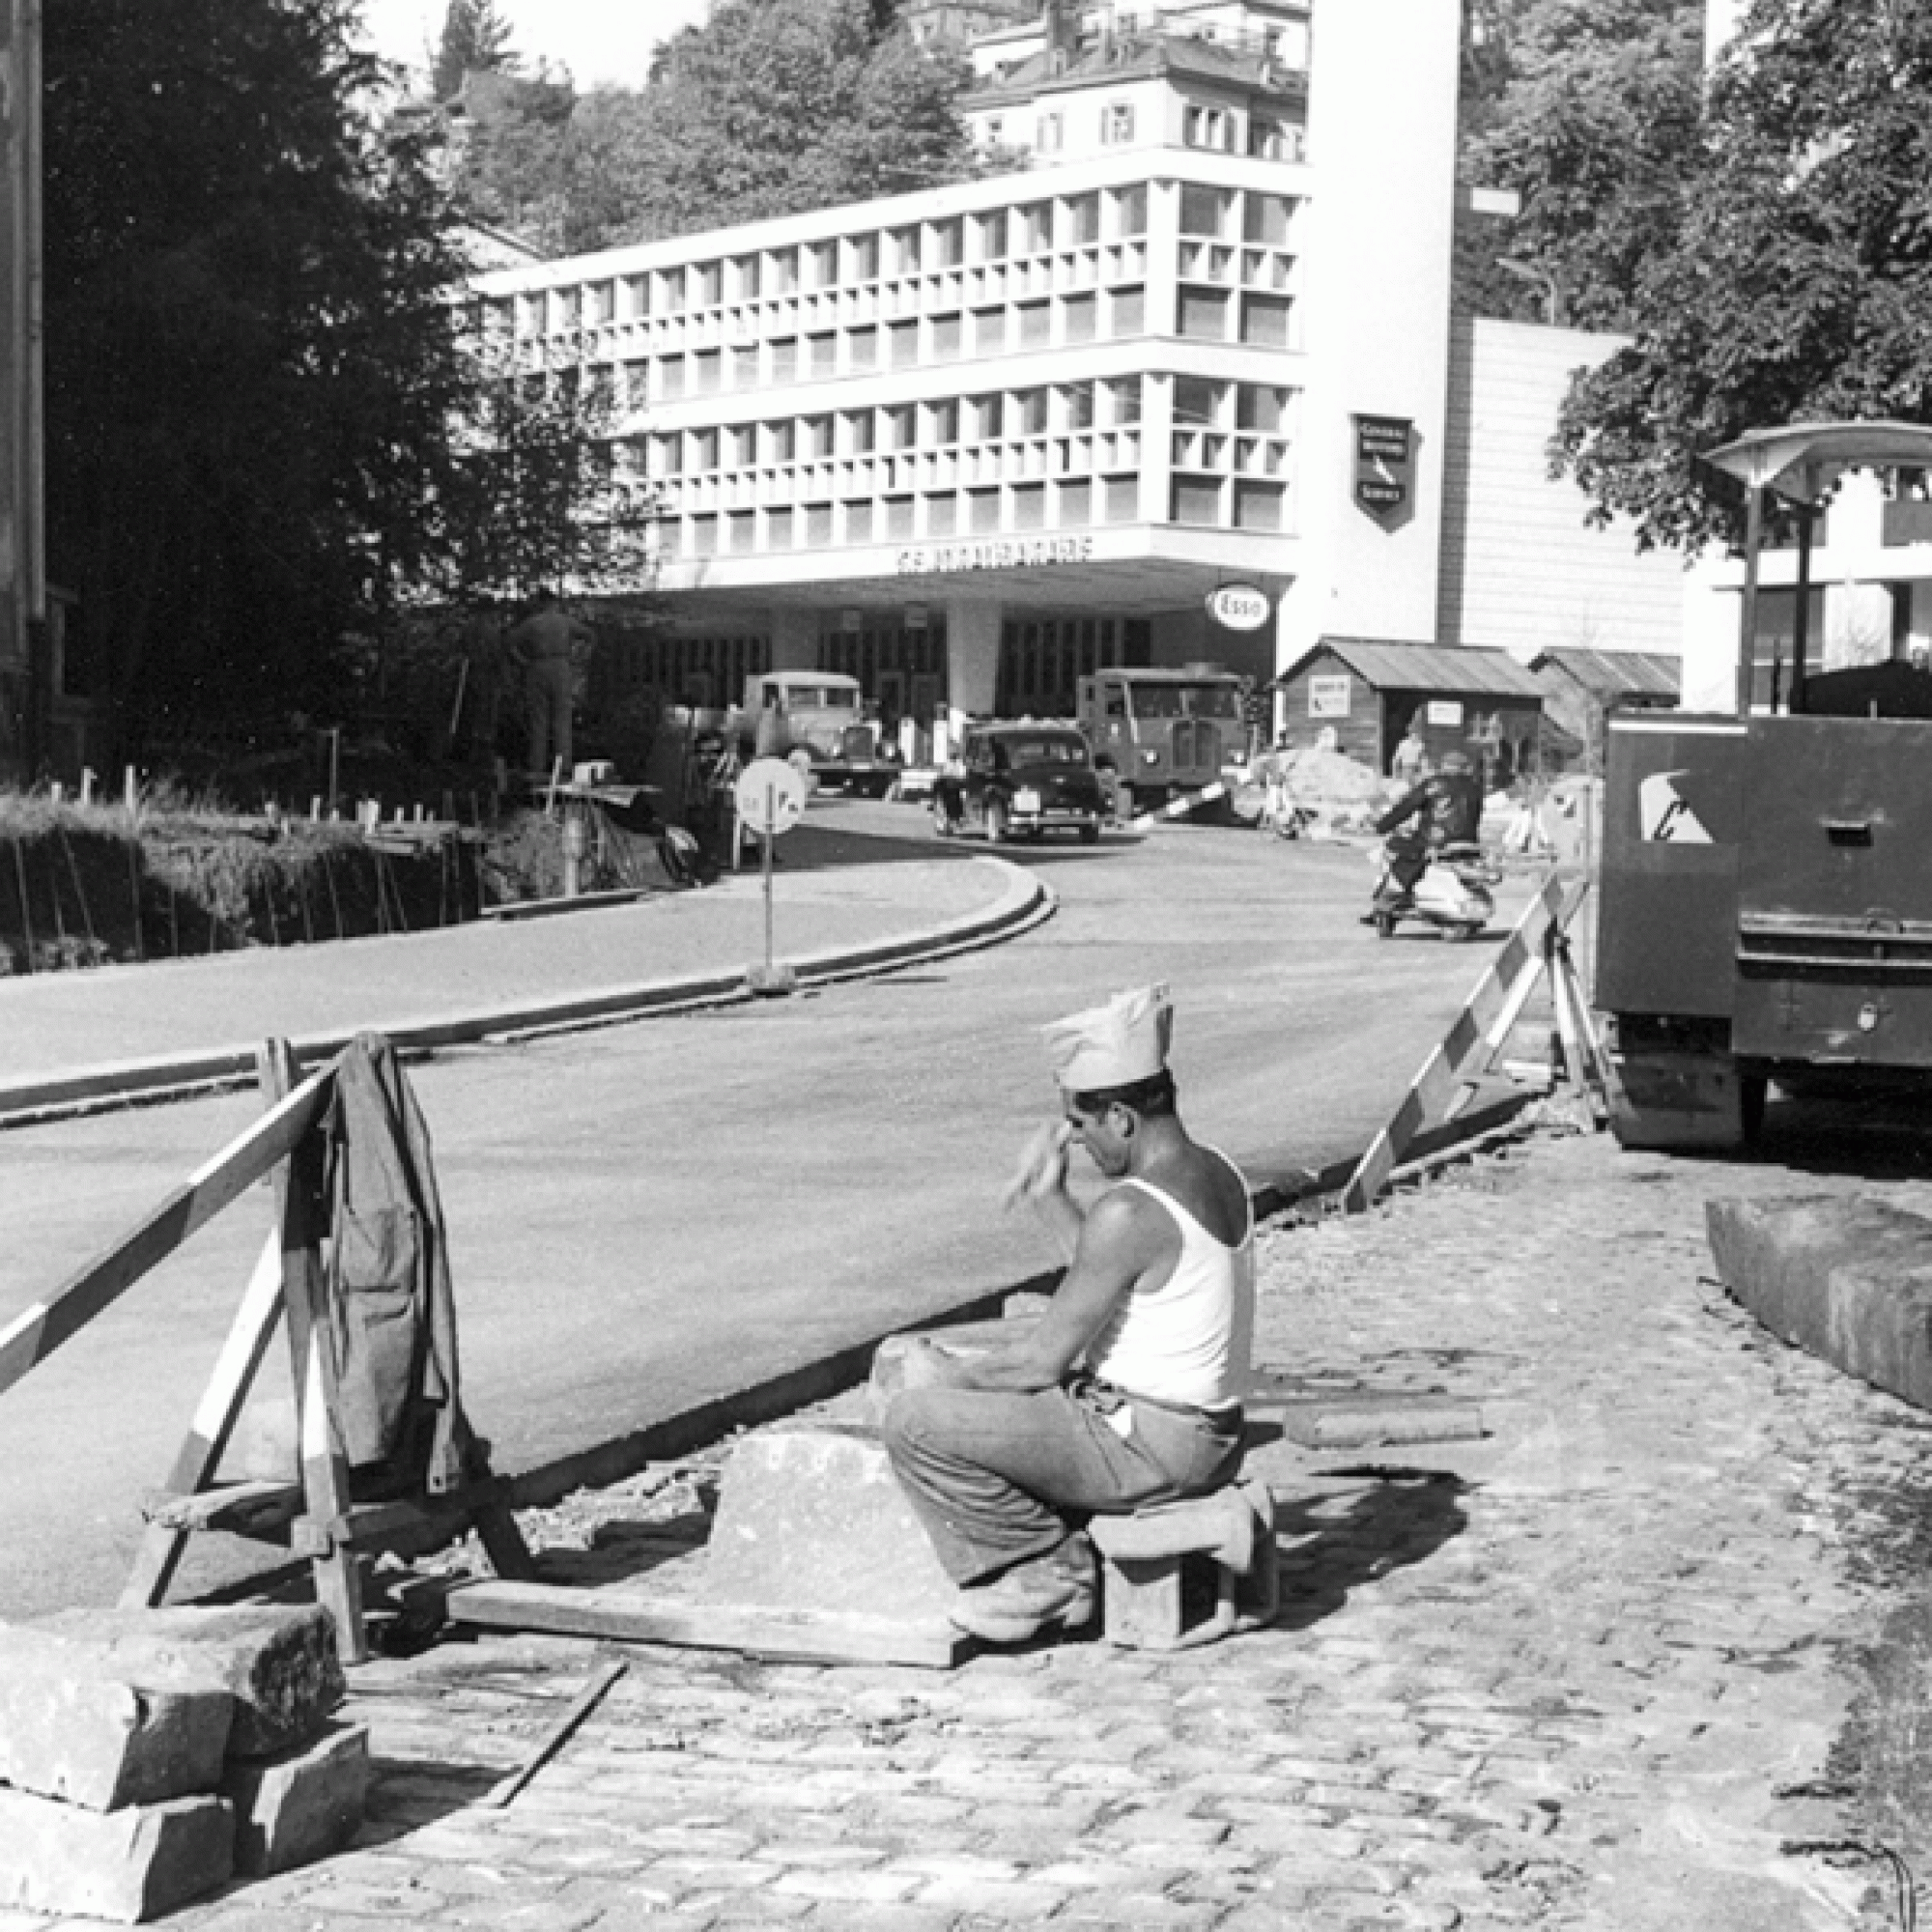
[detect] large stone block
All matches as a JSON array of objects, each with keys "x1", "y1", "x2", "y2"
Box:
[
  {"x1": 0, "y1": 1786, "x2": 234, "y2": 1923},
  {"x1": 223, "y1": 1720, "x2": 369, "y2": 1877},
  {"x1": 0, "y1": 1661, "x2": 231, "y2": 1811},
  {"x1": 10, "y1": 1605, "x2": 345, "y2": 1758},
  {"x1": 1707, "y1": 1195, "x2": 1932, "y2": 1410},
  {"x1": 699, "y1": 1421, "x2": 954, "y2": 1620}
]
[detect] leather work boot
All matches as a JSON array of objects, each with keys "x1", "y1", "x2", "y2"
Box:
[{"x1": 950, "y1": 1533, "x2": 1097, "y2": 1645}]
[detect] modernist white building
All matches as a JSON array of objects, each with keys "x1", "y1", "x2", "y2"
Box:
[{"x1": 469, "y1": 0, "x2": 1678, "y2": 746}]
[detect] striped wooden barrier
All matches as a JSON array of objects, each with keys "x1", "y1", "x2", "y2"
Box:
[
  {"x1": 2, "y1": 1036, "x2": 529, "y2": 1662},
  {"x1": 1338, "y1": 872, "x2": 1584, "y2": 1215},
  {"x1": 1127, "y1": 780, "x2": 1229, "y2": 831}
]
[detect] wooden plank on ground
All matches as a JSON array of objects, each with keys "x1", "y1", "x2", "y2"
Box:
[
  {"x1": 0, "y1": 1069, "x2": 333, "y2": 1399},
  {"x1": 445, "y1": 1579, "x2": 971, "y2": 1669}
]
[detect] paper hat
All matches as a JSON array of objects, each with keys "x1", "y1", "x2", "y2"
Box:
[{"x1": 1042, "y1": 984, "x2": 1174, "y2": 1092}]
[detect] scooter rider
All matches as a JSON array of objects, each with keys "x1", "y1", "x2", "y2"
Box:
[{"x1": 1369, "y1": 749, "x2": 1484, "y2": 917}]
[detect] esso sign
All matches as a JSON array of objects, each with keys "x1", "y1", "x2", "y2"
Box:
[{"x1": 1207, "y1": 584, "x2": 1271, "y2": 632}]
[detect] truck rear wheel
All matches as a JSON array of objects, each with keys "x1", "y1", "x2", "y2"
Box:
[{"x1": 1605, "y1": 1019, "x2": 1747, "y2": 1151}]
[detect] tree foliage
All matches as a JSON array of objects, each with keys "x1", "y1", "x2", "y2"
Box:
[
  {"x1": 434, "y1": 0, "x2": 518, "y2": 102},
  {"x1": 1455, "y1": 0, "x2": 1705, "y2": 327},
  {"x1": 446, "y1": 0, "x2": 978, "y2": 254},
  {"x1": 43, "y1": 0, "x2": 475, "y2": 753},
  {"x1": 1554, "y1": 0, "x2": 1932, "y2": 554}
]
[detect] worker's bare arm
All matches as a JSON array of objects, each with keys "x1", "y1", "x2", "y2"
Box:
[{"x1": 946, "y1": 1190, "x2": 1174, "y2": 1393}]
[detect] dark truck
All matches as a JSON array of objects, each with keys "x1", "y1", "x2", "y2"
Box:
[
  {"x1": 1598, "y1": 697, "x2": 1932, "y2": 1149},
  {"x1": 1075, "y1": 666, "x2": 1246, "y2": 815}
]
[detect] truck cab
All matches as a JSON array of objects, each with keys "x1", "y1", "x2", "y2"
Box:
[
  {"x1": 736, "y1": 670, "x2": 896, "y2": 796},
  {"x1": 1076, "y1": 667, "x2": 1246, "y2": 812}
]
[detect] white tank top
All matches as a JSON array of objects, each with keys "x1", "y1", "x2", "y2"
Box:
[{"x1": 1082, "y1": 1154, "x2": 1255, "y2": 1412}]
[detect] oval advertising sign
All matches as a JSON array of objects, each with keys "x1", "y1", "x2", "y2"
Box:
[{"x1": 1206, "y1": 583, "x2": 1271, "y2": 632}]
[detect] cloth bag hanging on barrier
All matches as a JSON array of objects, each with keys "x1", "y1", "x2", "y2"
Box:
[{"x1": 321, "y1": 1032, "x2": 469, "y2": 1495}]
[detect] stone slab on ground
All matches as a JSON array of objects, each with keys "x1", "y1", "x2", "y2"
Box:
[
  {"x1": 1270, "y1": 1392, "x2": 1489, "y2": 1449},
  {"x1": 698, "y1": 1419, "x2": 955, "y2": 1621},
  {"x1": 15, "y1": 1605, "x2": 345, "y2": 1758},
  {"x1": 221, "y1": 1719, "x2": 369, "y2": 1878},
  {"x1": 1707, "y1": 1193, "x2": 1932, "y2": 1410},
  {"x1": 0, "y1": 1659, "x2": 232, "y2": 1812},
  {"x1": 0, "y1": 1786, "x2": 234, "y2": 1922}
]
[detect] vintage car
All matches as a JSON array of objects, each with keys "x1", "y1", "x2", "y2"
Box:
[{"x1": 931, "y1": 724, "x2": 1107, "y2": 843}]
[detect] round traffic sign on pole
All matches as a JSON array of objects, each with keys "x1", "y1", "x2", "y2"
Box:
[{"x1": 734, "y1": 757, "x2": 809, "y2": 838}]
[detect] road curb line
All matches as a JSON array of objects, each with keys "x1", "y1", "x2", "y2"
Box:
[{"x1": 0, "y1": 861, "x2": 1053, "y2": 1129}]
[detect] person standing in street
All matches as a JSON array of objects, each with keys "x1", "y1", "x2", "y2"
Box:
[
  {"x1": 508, "y1": 589, "x2": 591, "y2": 778},
  {"x1": 883, "y1": 985, "x2": 1255, "y2": 1645},
  {"x1": 1391, "y1": 717, "x2": 1431, "y2": 784}
]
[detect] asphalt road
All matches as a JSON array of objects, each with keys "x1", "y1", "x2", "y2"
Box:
[{"x1": 0, "y1": 802, "x2": 1534, "y2": 1618}]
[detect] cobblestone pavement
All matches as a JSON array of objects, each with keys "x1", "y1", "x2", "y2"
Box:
[{"x1": 20, "y1": 1110, "x2": 1932, "y2": 1931}]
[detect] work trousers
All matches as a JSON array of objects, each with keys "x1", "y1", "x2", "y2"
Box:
[
  {"x1": 881, "y1": 1379, "x2": 1243, "y2": 1586},
  {"x1": 526, "y1": 656, "x2": 573, "y2": 775}
]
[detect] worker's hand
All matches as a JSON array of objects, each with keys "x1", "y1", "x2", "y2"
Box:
[{"x1": 1003, "y1": 1120, "x2": 1072, "y2": 1211}]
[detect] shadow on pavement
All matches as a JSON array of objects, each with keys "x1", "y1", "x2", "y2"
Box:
[
  {"x1": 1269, "y1": 1470, "x2": 1470, "y2": 1634},
  {"x1": 358, "y1": 1755, "x2": 509, "y2": 1845}
]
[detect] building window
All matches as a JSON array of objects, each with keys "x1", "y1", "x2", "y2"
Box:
[
  {"x1": 885, "y1": 497, "x2": 915, "y2": 540},
  {"x1": 1174, "y1": 377, "x2": 1226, "y2": 428},
  {"x1": 969, "y1": 488, "x2": 1002, "y2": 532},
  {"x1": 1019, "y1": 201, "x2": 1053, "y2": 254},
  {"x1": 927, "y1": 398, "x2": 960, "y2": 444},
  {"x1": 1036, "y1": 112, "x2": 1064, "y2": 152},
  {"x1": 1101, "y1": 101, "x2": 1135, "y2": 145},
  {"x1": 728, "y1": 424, "x2": 758, "y2": 468},
  {"x1": 845, "y1": 410, "x2": 876, "y2": 455},
  {"x1": 623, "y1": 273, "x2": 650, "y2": 318},
  {"x1": 1244, "y1": 193, "x2": 1294, "y2": 247},
  {"x1": 1110, "y1": 286, "x2": 1147, "y2": 334},
  {"x1": 1237, "y1": 384, "x2": 1291, "y2": 433},
  {"x1": 931, "y1": 313, "x2": 963, "y2": 360},
  {"x1": 886, "y1": 404, "x2": 917, "y2": 451},
  {"x1": 1062, "y1": 382, "x2": 1095, "y2": 432},
  {"x1": 889, "y1": 319, "x2": 921, "y2": 366},
  {"x1": 766, "y1": 418, "x2": 796, "y2": 464},
  {"x1": 1179, "y1": 288, "x2": 1231, "y2": 340},
  {"x1": 769, "y1": 506, "x2": 796, "y2": 548},
  {"x1": 892, "y1": 225, "x2": 922, "y2": 275},
  {"x1": 660, "y1": 267, "x2": 687, "y2": 313},
  {"x1": 1249, "y1": 118, "x2": 1305, "y2": 163},
  {"x1": 973, "y1": 307, "x2": 1006, "y2": 355},
  {"x1": 809, "y1": 240, "x2": 838, "y2": 289},
  {"x1": 1183, "y1": 104, "x2": 1233, "y2": 152},
  {"x1": 660, "y1": 355, "x2": 687, "y2": 399},
  {"x1": 1017, "y1": 300, "x2": 1052, "y2": 349},
  {"x1": 1171, "y1": 476, "x2": 1223, "y2": 525},
  {"x1": 1013, "y1": 483, "x2": 1047, "y2": 529},
  {"x1": 769, "y1": 247, "x2": 799, "y2": 295},
  {"x1": 805, "y1": 415, "x2": 835, "y2": 460},
  {"x1": 1106, "y1": 376, "x2": 1143, "y2": 427},
  {"x1": 967, "y1": 394, "x2": 1001, "y2": 442},
  {"x1": 689, "y1": 427, "x2": 720, "y2": 471},
  {"x1": 1179, "y1": 184, "x2": 1234, "y2": 238},
  {"x1": 846, "y1": 500, "x2": 874, "y2": 544},
  {"x1": 928, "y1": 493, "x2": 958, "y2": 536},
  {"x1": 651, "y1": 432, "x2": 681, "y2": 478},
  {"x1": 727, "y1": 510, "x2": 755, "y2": 553},
  {"x1": 1235, "y1": 481, "x2": 1286, "y2": 531},
  {"x1": 1104, "y1": 475, "x2": 1140, "y2": 522},
  {"x1": 849, "y1": 231, "x2": 880, "y2": 281},
  {"x1": 976, "y1": 209, "x2": 1009, "y2": 261},
  {"x1": 732, "y1": 253, "x2": 761, "y2": 301},
  {"x1": 1065, "y1": 193, "x2": 1100, "y2": 246},
  {"x1": 932, "y1": 217, "x2": 964, "y2": 269},
  {"x1": 1240, "y1": 295, "x2": 1293, "y2": 347},
  {"x1": 730, "y1": 344, "x2": 759, "y2": 387},
  {"x1": 848, "y1": 325, "x2": 878, "y2": 369},
  {"x1": 1059, "y1": 479, "x2": 1093, "y2": 526},
  {"x1": 1014, "y1": 388, "x2": 1049, "y2": 437},
  {"x1": 806, "y1": 505, "x2": 834, "y2": 547},
  {"x1": 696, "y1": 261, "x2": 723, "y2": 307},
  {"x1": 694, "y1": 348, "x2": 722, "y2": 393},
  {"x1": 688, "y1": 515, "x2": 718, "y2": 556},
  {"x1": 808, "y1": 331, "x2": 838, "y2": 376},
  {"x1": 623, "y1": 359, "x2": 650, "y2": 408},
  {"x1": 769, "y1": 338, "x2": 798, "y2": 383},
  {"x1": 1063, "y1": 293, "x2": 1097, "y2": 344}
]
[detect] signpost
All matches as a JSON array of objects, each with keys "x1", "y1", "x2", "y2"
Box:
[{"x1": 734, "y1": 756, "x2": 808, "y2": 996}]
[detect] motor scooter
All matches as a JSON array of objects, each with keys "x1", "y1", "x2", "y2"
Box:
[{"x1": 1366, "y1": 839, "x2": 1495, "y2": 941}]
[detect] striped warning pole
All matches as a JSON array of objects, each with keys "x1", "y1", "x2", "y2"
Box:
[
  {"x1": 1127, "y1": 781, "x2": 1229, "y2": 831},
  {"x1": 1338, "y1": 872, "x2": 1578, "y2": 1215}
]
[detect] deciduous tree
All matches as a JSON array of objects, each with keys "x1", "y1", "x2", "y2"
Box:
[{"x1": 1553, "y1": 0, "x2": 1932, "y2": 553}]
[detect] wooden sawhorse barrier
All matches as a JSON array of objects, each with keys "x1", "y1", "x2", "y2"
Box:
[{"x1": 0, "y1": 1037, "x2": 530, "y2": 1662}]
